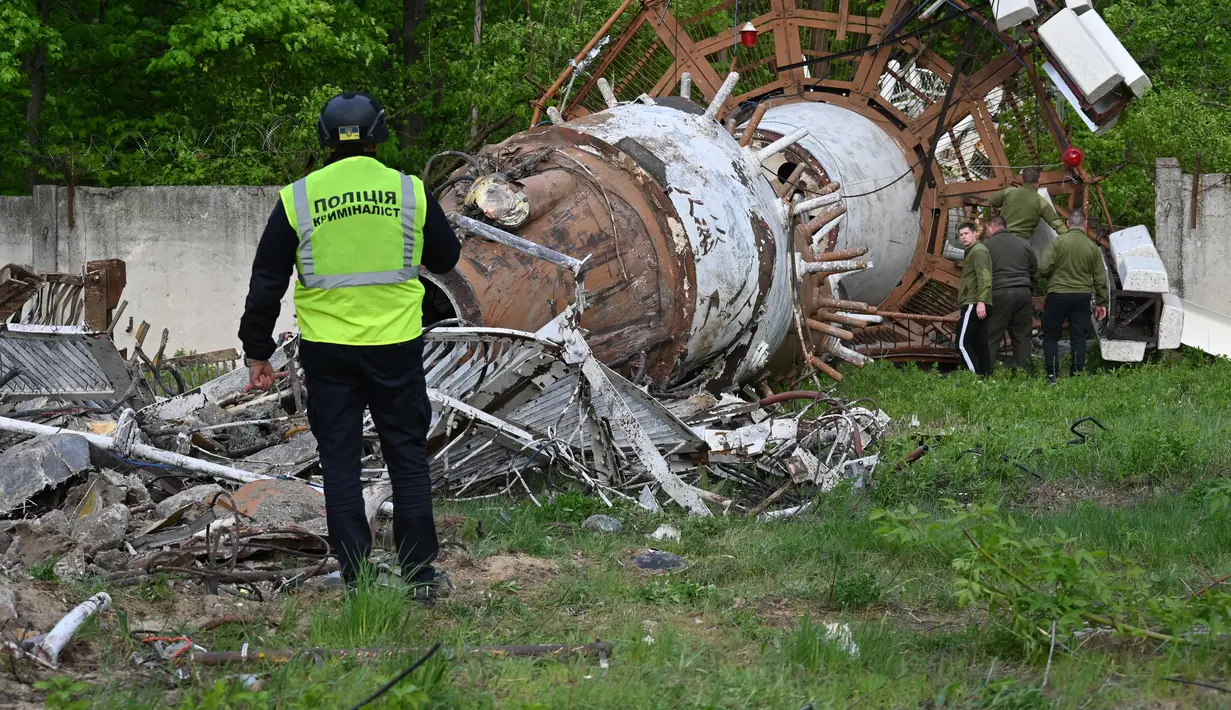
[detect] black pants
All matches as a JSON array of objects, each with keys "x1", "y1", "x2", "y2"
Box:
[
  {"x1": 300, "y1": 338, "x2": 438, "y2": 584},
  {"x1": 1042, "y1": 292, "x2": 1094, "y2": 378},
  {"x1": 986, "y1": 287, "x2": 1034, "y2": 371},
  {"x1": 957, "y1": 304, "x2": 992, "y2": 376}
]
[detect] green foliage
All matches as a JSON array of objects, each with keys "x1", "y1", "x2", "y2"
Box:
[
  {"x1": 29, "y1": 556, "x2": 60, "y2": 583},
  {"x1": 181, "y1": 678, "x2": 270, "y2": 710},
  {"x1": 34, "y1": 676, "x2": 91, "y2": 710},
  {"x1": 872, "y1": 501, "x2": 1231, "y2": 657},
  {"x1": 1074, "y1": 0, "x2": 1231, "y2": 228},
  {"x1": 830, "y1": 569, "x2": 882, "y2": 609},
  {"x1": 635, "y1": 577, "x2": 717, "y2": 605}
]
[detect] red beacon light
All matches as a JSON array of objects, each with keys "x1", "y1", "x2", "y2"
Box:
[
  {"x1": 739, "y1": 22, "x2": 758, "y2": 49},
  {"x1": 1062, "y1": 147, "x2": 1084, "y2": 169}
]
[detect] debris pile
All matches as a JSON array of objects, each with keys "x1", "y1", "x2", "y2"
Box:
[{"x1": 0, "y1": 258, "x2": 886, "y2": 677}]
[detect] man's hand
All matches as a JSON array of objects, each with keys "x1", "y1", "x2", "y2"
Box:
[
  {"x1": 976, "y1": 302, "x2": 987, "y2": 320},
  {"x1": 248, "y1": 360, "x2": 275, "y2": 391},
  {"x1": 1095, "y1": 305, "x2": 1107, "y2": 321}
]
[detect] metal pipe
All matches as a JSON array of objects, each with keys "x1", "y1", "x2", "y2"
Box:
[
  {"x1": 702, "y1": 72, "x2": 740, "y2": 122},
  {"x1": 531, "y1": 0, "x2": 636, "y2": 125},
  {"x1": 739, "y1": 104, "x2": 769, "y2": 147},
  {"x1": 30, "y1": 593, "x2": 111, "y2": 668},
  {"x1": 797, "y1": 257, "x2": 871, "y2": 275},
  {"x1": 451, "y1": 214, "x2": 589, "y2": 276},
  {"x1": 188, "y1": 641, "x2": 614, "y2": 667},
  {"x1": 807, "y1": 319, "x2": 855, "y2": 341},
  {"x1": 806, "y1": 354, "x2": 844, "y2": 381},
  {"x1": 811, "y1": 246, "x2": 869, "y2": 262},
  {"x1": 679, "y1": 72, "x2": 691, "y2": 97},
  {"x1": 597, "y1": 78, "x2": 619, "y2": 109},
  {"x1": 834, "y1": 311, "x2": 884, "y2": 324},
  {"x1": 876, "y1": 310, "x2": 960, "y2": 323},
  {"x1": 818, "y1": 297, "x2": 876, "y2": 313},
  {"x1": 803, "y1": 204, "x2": 847, "y2": 233},
  {"x1": 813, "y1": 310, "x2": 870, "y2": 328},
  {"x1": 754, "y1": 127, "x2": 809, "y2": 163},
  {"x1": 0, "y1": 414, "x2": 269, "y2": 484},
  {"x1": 825, "y1": 340, "x2": 871, "y2": 366},
  {"x1": 791, "y1": 189, "x2": 842, "y2": 215}
]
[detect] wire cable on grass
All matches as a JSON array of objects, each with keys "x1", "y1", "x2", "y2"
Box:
[{"x1": 349, "y1": 642, "x2": 443, "y2": 710}]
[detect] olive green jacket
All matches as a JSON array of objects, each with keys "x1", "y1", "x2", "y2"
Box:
[
  {"x1": 1039, "y1": 228, "x2": 1109, "y2": 306},
  {"x1": 990, "y1": 186, "x2": 1065, "y2": 239},
  {"x1": 958, "y1": 241, "x2": 993, "y2": 307}
]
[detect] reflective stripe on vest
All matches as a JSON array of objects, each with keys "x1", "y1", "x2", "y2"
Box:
[{"x1": 290, "y1": 172, "x2": 420, "y2": 289}]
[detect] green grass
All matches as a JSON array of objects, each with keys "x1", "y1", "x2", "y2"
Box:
[{"x1": 49, "y1": 354, "x2": 1231, "y2": 708}]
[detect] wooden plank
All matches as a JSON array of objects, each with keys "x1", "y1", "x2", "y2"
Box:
[{"x1": 836, "y1": 0, "x2": 850, "y2": 40}]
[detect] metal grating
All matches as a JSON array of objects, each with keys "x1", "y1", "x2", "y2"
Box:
[{"x1": 0, "y1": 326, "x2": 140, "y2": 404}]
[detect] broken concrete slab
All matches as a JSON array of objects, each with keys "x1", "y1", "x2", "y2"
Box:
[
  {"x1": 582, "y1": 515, "x2": 622, "y2": 533},
  {"x1": 0, "y1": 434, "x2": 93, "y2": 514},
  {"x1": 91, "y1": 549, "x2": 131, "y2": 572},
  {"x1": 155, "y1": 484, "x2": 224, "y2": 519},
  {"x1": 222, "y1": 478, "x2": 326, "y2": 533},
  {"x1": 72, "y1": 503, "x2": 131, "y2": 553}
]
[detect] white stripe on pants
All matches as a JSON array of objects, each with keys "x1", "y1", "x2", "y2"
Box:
[{"x1": 958, "y1": 304, "x2": 977, "y2": 373}]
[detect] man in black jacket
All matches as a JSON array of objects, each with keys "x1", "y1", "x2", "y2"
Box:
[{"x1": 238, "y1": 91, "x2": 461, "y2": 598}]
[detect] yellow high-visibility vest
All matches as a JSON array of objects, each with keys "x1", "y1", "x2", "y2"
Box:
[{"x1": 279, "y1": 156, "x2": 427, "y2": 345}]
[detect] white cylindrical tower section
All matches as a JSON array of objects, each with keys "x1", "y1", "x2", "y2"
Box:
[
  {"x1": 569, "y1": 104, "x2": 793, "y2": 379},
  {"x1": 751, "y1": 102, "x2": 918, "y2": 306}
]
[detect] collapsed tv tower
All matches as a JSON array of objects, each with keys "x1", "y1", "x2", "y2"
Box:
[{"x1": 424, "y1": 0, "x2": 1179, "y2": 389}]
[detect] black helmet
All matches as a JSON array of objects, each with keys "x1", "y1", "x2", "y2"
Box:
[{"x1": 317, "y1": 91, "x2": 389, "y2": 148}]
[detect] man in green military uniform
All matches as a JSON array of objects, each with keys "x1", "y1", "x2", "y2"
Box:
[
  {"x1": 956, "y1": 222, "x2": 993, "y2": 376},
  {"x1": 239, "y1": 92, "x2": 461, "y2": 598},
  {"x1": 983, "y1": 215, "x2": 1038, "y2": 371},
  {"x1": 969, "y1": 167, "x2": 1065, "y2": 239},
  {"x1": 1038, "y1": 209, "x2": 1109, "y2": 384}
]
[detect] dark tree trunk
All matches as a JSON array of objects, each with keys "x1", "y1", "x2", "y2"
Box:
[
  {"x1": 399, "y1": 0, "x2": 429, "y2": 150},
  {"x1": 23, "y1": 0, "x2": 51, "y2": 193}
]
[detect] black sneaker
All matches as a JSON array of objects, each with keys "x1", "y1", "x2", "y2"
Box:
[
  {"x1": 1046, "y1": 375, "x2": 1058, "y2": 386},
  {"x1": 407, "y1": 569, "x2": 454, "y2": 605}
]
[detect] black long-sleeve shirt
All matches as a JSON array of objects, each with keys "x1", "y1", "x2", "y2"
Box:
[{"x1": 238, "y1": 185, "x2": 461, "y2": 361}]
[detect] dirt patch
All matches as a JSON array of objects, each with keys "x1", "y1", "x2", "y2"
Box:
[
  {"x1": 9, "y1": 582, "x2": 68, "y2": 632},
  {"x1": 1021, "y1": 480, "x2": 1152, "y2": 511},
  {"x1": 448, "y1": 553, "x2": 558, "y2": 588}
]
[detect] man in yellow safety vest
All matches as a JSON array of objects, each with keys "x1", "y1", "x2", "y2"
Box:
[{"x1": 238, "y1": 91, "x2": 461, "y2": 599}]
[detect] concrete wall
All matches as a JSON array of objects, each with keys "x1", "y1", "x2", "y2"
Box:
[
  {"x1": 0, "y1": 185, "x2": 296, "y2": 356},
  {"x1": 1155, "y1": 158, "x2": 1231, "y2": 312}
]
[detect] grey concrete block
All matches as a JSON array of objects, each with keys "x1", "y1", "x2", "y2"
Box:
[
  {"x1": 1099, "y1": 338, "x2": 1146, "y2": 362},
  {"x1": 155, "y1": 483, "x2": 224, "y2": 519},
  {"x1": 1109, "y1": 225, "x2": 1156, "y2": 263},
  {"x1": 72, "y1": 504, "x2": 131, "y2": 554},
  {"x1": 1118, "y1": 255, "x2": 1169, "y2": 293},
  {"x1": 993, "y1": 0, "x2": 1039, "y2": 30},
  {"x1": 0, "y1": 434, "x2": 92, "y2": 514},
  {"x1": 1079, "y1": 11, "x2": 1152, "y2": 97},
  {"x1": 1038, "y1": 9, "x2": 1123, "y2": 103},
  {"x1": 1159, "y1": 293, "x2": 1184, "y2": 350}
]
